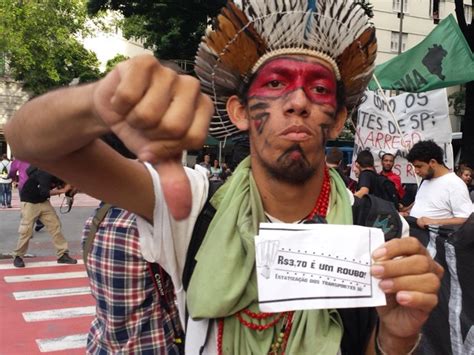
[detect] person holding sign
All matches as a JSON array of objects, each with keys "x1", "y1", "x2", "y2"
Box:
[
  {"x1": 407, "y1": 140, "x2": 473, "y2": 228},
  {"x1": 5, "y1": 0, "x2": 443, "y2": 354}
]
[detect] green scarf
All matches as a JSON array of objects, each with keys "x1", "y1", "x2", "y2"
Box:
[{"x1": 187, "y1": 158, "x2": 353, "y2": 354}]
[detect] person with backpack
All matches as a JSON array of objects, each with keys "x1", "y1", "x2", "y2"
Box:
[
  {"x1": 0, "y1": 154, "x2": 13, "y2": 208},
  {"x1": 82, "y1": 133, "x2": 184, "y2": 354},
  {"x1": 8, "y1": 158, "x2": 46, "y2": 231},
  {"x1": 6, "y1": 1, "x2": 443, "y2": 354},
  {"x1": 12, "y1": 166, "x2": 77, "y2": 267},
  {"x1": 354, "y1": 150, "x2": 400, "y2": 209}
]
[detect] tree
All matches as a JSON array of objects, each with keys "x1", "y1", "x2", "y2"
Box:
[
  {"x1": 87, "y1": 0, "x2": 226, "y2": 60},
  {"x1": 105, "y1": 54, "x2": 129, "y2": 73},
  {"x1": 0, "y1": 0, "x2": 101, "y2": 95},
  {"x1": 454, "y1": 0, "x2": 474, "y2": 168}
]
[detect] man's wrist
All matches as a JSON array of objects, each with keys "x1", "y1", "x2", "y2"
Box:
[
  {"x1": 377, "y1": 324, "x2": 421, "y2": 355},
  {"x1": 78, "y1": 83, "x2": 111, "y2": 137}
]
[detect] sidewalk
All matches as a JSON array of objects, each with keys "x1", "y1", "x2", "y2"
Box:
[{"x1": 6, "y1": 188, "x2": 100, "y2": 211}]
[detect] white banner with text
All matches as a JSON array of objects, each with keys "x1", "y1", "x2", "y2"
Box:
[{"x1": 353, "y1": 89, "x2": 453, "y2": 183}]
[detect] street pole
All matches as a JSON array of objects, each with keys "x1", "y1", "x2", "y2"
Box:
[
  {"x1": 396, "y1": 0, "x2": 404, "y2": 95},
  {"x1": 398, "y1": 0, "x2": 404, "y2": 55}
]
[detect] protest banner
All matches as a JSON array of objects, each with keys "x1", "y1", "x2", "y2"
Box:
[
  {"x1": 367, "y1": 14, "x2": 474, "y2": 92},
  {"x1": 352, "y1": 89, "x2": 453, "y2": 183}
]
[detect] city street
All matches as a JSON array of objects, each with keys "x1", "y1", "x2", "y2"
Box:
[
  {"x1": 0, "y1": 189, "x2": 100, "y2": 354},
  {"x1": 1, "y1": 189, "x2": 100, "y2": 258}
]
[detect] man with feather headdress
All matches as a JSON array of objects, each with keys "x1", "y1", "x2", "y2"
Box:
[{"x1": 6, "y1": 0, "x2": 442, "y2": 353}]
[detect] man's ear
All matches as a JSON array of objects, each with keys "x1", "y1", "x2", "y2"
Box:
[
  {"x1": 227, "y1": 95, "x2": 249, "y2": 132},
  {"x1": 429, "y1": 158, "x2": 439, "y2": 168},
  {"x1": 327, "y1": 107, "x2": 348, "y2": 140}
]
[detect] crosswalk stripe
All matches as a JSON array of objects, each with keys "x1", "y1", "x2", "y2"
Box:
[
  {"x1": 0, "y1": 259, "x2": 84, "y2": 270},
  {"x1": 13, "y1": 286, "x2": 91, "y2": 300},
  {"x1": 1, "y1": 255, "x2": 94, "y2": 353},
  {"x1": 23, "y1": 306, "x2": 95, "y2": 322},
  {"x1": 36, "y1": 333, "x2": 87, "y2": 352},
  {"x1": 5, "y1": 271, "x2": 87, "y2": 283}
]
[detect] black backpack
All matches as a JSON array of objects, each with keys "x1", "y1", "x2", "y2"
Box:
[
  {"x1": 379, "y1": 174, "x2": 399, "y2": 207},
  {"x1": 26, "y1": 165, "x2": 38, "y2": 177},
  {"x1": 352, "y1": 194, "x2": 402, "y2": 241},
  {"x1": 367, "y1": 171, "x2": 400, "y2": 209},
  {"x1": 20, "y1": 166, "x2": 41, "y2": 201}
]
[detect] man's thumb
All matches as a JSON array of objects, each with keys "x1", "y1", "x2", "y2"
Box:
[{"x1": 156, "y1": 160, "x2": 192, "y2": 220}]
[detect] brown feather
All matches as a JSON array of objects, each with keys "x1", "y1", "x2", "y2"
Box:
[
  {"x1": 338, "y1": 27, "x2": 377, "y2": 107},
  {"x1": 205, "y1": 3, "x2": 266, "y2": 76}
]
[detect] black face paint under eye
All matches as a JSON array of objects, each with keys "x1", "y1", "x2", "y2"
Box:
[
  {"x1": 320, "y1": 124, "x2": 330, "y2": 148},
  {"x1": 248, "y1": 100, "x2": 271, "y2": 135},
  {"x1": 249, "y1": 102, "x2": 270, "y2": 111}
]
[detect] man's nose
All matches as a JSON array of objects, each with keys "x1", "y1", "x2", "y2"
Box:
[{"x1": 283, "y1": 88, "x2": 311, "y2": 118}]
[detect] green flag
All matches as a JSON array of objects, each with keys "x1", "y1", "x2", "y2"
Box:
[{"x1": 368, "y1": 14, "x2": 474, "y2": 92}]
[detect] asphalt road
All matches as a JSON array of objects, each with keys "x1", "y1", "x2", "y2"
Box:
[{"x1": 0, "y1": 193, "x2": 99, "y2": 260}]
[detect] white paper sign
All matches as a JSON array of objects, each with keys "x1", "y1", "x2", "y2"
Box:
[
  {"x1": 255, "y1": 223, "x2": 386, "y2": 312},
  {"x1": 353, "y1": 89, "x2": 453, "y2": 183}
]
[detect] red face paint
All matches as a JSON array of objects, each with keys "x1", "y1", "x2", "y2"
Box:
[{"x1": 248, "y1": 58, "x2": 338, "y2": 108}]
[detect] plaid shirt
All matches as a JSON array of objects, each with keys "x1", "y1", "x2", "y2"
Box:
[{"x1": 83, "y1": 206, "x2": 183, "y2": 354}]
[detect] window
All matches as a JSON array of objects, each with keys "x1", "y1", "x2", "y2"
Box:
[
  {"x1": 465, "y1": 5, "x2": 472, "y2": 24},
  {"x1": 391, "y1": 32, "x2": 408, "y2": 53},
  {"x1": 392, "y1": 0, "x2": 408, "y2": 13},
  {"x1": 430, "y1": 0, "x2": 440, "y2": 23}
]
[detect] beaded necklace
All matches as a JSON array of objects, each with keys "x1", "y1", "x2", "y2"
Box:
[
  {"x1": 306, "y1": 167, "x2": 331, "y2": 220},
  {"x1": 217, "y1": 167, "x2": 331, "y2": 355}
]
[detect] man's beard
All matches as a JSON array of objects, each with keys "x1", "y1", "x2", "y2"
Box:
[
  {"x1": 424, "y1": 167, "x2": 435, "y2": 180},
  {"x1": 382, "y1": 166, "x2": 391, "y2": 173},
  {"x1": 259, "y1": 144, "x2": 316, "y2": 184}
]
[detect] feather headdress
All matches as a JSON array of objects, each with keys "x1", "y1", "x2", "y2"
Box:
[{"x1": 195, "y1": 0, "x2": 377, "y2": 140}]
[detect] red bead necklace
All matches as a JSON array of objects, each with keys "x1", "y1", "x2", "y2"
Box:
[
  {"x1": 217, "y1": 168, "x2": 332, "y2": 354},
  {"x1": 243, "y1": 308, "x2": 275, "y2": 319},
  {"x1": 217, "y1": 319, "x2": 224, "y2": 354},
  {"x1": 306, "y1": 167, "x2": 331, "y2": 220},
  {"x1": 236, "y1": 311, "x2": 288, "y2": 331}
]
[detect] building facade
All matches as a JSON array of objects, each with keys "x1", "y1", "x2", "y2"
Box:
[
  {"x1": 0, "y1": 74, "x2": 30, "y2": 156},
  {"x1": 372, "y1": 0, "x2": 471, "y2": 132}
]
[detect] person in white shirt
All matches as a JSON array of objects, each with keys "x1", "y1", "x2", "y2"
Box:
[{"x1": 407, "y1": 140, "x2": 473, "y2": 229}]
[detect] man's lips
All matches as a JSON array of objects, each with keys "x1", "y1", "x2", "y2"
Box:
[{"x1": 279, "y1": 125, "x2": 312, "y2": 141}]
